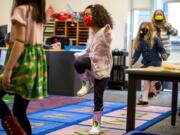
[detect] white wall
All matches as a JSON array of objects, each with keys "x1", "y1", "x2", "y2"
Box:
[
  {"x1": 47, "y1": 0, "x2": 131, "y2": 49},
  {"x1": 133, "y1": 0, "x2": 152, "y2": 9},
  {"x1": 0, "y1": 0, "x2": 131, "y2": 50},
  {"x1": 0, "y1": 0, "x2": 12, "y2": 32},
  {"x1": 163, "y1": 0, "x2": 180, "y2": 2},
  {"x1": 0, "y1": 0, "x2": 51, "y2": 31}
]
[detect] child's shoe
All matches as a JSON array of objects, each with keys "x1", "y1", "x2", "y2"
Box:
[
  {"x1": 77, "y1": 80, "x2": 93, "y2": 96},
  {"x1": 88, "y1": 111, "x2": 102, "y2": 135},
  {"x1": 137, "y1": 100, "x2": 148, "y2": 105},
  {"x1": 1, "y1": 115, "x2": 27, "y2": 135}
]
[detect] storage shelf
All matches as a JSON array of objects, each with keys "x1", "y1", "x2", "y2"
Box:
[
  {"x1": 44, "y1": 20, "x2": 89, "y2": 46},
  {"x1": 54, "y1": 20, "x2": 89, "y2": 46},
  {"x1": 108, "y1": 50, "x2": 129, "y2": 90},
  {"x1": 43, "y1": 21, "x2": 55, "y2": 42}
]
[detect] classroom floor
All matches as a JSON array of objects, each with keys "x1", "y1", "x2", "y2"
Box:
[{"x1": 79, "y1": 89, "x2": 180, "y2": 135}]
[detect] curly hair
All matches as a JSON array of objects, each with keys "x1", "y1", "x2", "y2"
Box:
[{"x1": 85, "y1": 4, "x2": 113, "y2": 29}]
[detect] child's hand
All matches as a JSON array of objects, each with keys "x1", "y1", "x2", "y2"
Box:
[
  {"x1": 104, "y1": 24, "x2": 111, "y2": 32},
  {"x1": 103, "y1": 24, "x2": 112, "y2": 44},
  {"x1": 2, "y1": 68, "x2": 12, "y2": 89},
  {"x1": 74, "y1": 52, "x2": 80, "y2": 59},
  {"x1": 164, "y1": 22, "x2": 171, "y2": 29},
  {"x1": 162, "y1": 53, "x2": 168, "y2": 60},
  {"x1": 130, "y1": 59, "x2": 135, "y2": 65}
]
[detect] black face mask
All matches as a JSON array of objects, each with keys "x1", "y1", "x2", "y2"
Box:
[{"x1": 140, "y1": 28, "x2": 148, "y2": 38}]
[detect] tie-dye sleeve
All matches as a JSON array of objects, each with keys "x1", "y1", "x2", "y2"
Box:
[{"x1": 102, "y1": 24, "x2": 112, "y2": 47}]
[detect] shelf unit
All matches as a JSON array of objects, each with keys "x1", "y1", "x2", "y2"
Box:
[
  {"x1": 54, "y1": 21, "x2": 66, "y2": 36},
  {"x1": 54, "y1": 20, "x2": 89, "y2": 46},
  {"x1": 78, "y1": 21, "x2": 89, "y2": 45},
  {"x1": 108, "y1": 50, "x2": 129, "y2": 90},
  {"x1": 66, "y1": 21, "x2": 78, "y2": 45},
  {"x1": 43, "y1": 21, "x2": 55, "y2": 42}
]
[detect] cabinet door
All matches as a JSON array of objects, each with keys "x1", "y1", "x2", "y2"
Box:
[{"x1": 46, "y1": 51, "x2": 81, "y2": 96}]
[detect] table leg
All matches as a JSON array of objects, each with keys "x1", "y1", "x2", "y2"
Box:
[
  {"x1": 126, "y1": 74, "x2": 136, "y2": 132},
  {"x1": 171, "y1": 82, "x2": 178, "y2": 126}
]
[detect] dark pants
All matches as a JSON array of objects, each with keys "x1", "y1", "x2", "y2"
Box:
[
  {"x1": 74, "y1": 56, "x2": 91, "y2": 74},
  {"x1": 0, "y1": 91, "x2": 31, "y2": 135},
  {"x1": 74, "y1": 57, "x2": 109, "y2": 111}
]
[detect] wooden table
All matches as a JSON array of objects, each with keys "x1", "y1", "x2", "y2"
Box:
[{"x1": 126, "y1": 67, "x2": 179, "y2": 132}]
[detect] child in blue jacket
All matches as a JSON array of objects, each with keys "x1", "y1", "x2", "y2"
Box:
[{"x1": 130, "y1": 22, "x2": 168, "y2": 105}]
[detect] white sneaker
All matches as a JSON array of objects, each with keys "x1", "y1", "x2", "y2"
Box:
[
  {"x1": 88, "y1": 111, "x2": 102, "y2": 135},
  {"x1": 77, "y1": 81, "x2": 93, "y2": 97},
  {"x1": 88, "y1": 125, "x2": 101, "y2": 135}
]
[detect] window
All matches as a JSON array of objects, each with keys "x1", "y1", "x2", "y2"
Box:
[
  {"x1": 166, "y1": 3, "x2": 180, "y2": 36},
  {"x1": 164, "y1": 2, "x2": 180, "y2": 50},
  {"x1": 132, "y1": 10, "x2": 151, "y2": 38}
]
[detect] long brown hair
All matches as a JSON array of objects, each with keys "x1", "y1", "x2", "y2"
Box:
[
  {"x1": 85, "y1": 4, "x2": 113, "y2": 29},
  {"x1": 152, "y1": 9, "x2": 167, "y2": 36},
  {"x1": 11, "y1": 0, "x2": 46, "y2": 24},
  {"x1": 152, "y1": 9, "x2": 167, "y2": 27},
  {"x1": 133, "y1": 22, "x2": 154, "y2": 50}
]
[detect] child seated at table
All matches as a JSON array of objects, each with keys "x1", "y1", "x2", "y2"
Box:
[{"x1": 130, "y1": 22, "x2": 168, "y2": 105}]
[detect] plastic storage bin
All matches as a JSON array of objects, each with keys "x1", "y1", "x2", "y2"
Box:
[{"x1": 64, "y1": 45, "x2": 86, "y2": 52}]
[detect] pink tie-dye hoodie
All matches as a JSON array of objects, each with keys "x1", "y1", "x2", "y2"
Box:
[{"x1": 78, "y1": 24, "x2": 113, "y2": 80}]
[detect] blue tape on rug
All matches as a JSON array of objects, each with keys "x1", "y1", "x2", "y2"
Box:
[
  {"x1": 53, "y1": 104, "x2": 114, "y2": 114},
  {"x1": 0, "y1": 130, "x2": 6, "y2": 135},
  {"x1": 28, "y1": 110, "x2": 90, "y2": 124},
  {"x1": 29, "y1": 119, "x2": 66, "y2": 134},
  {"x1": 76, "y1": 100, "x2": 127, "y2": 109}
]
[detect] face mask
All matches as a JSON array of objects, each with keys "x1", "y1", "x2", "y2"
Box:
[
  {"x1": 83, "y1": 15, "x2": 93, "y2": 27},
  {"x1": 140, "y1": 28, "x2": 149, "y2": 38},
  {"x1": 154, "y1": 15, "x2": 164, "y2": 24},
  {"x1": 155, "y1": 15, "x2": 164, "y2": 21}
]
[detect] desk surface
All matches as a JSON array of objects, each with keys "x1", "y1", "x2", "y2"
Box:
[
  {"x1": 126, "y1": 67, "x2": 180, "y2": 77},
  {"x1": 126, "y1": 67, "x2": 179, "y2": 132},
  {"x1": 0, "y1": 47, "x2": 8, "y2": 50},
  {"x1": 45, "y1": 48, "x2": 64, "y2": 52}
]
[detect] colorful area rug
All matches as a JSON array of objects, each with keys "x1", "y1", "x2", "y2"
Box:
[{"x1": 0, "y1": 95, "x2": 174, "y2": 135}]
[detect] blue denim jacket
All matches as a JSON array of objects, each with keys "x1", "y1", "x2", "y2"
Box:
[{"x1": 132, "y1": 37, "x2": 166, "y2": 67}]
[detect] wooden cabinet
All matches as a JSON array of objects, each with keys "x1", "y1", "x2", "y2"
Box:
[
  {"x1": 46, "y1": 50, "x2": 81, "y2": 96},
  {"x1": 78, "y1": 21, "x2": 89, "y2": 45},
  {"x1": 54, "y1": 20, "x2": 89, "y2": 46},
  {"x1": 66, "y1": 21, "x2": 78, "y2": 45},
  {"x1": 54, "y1": 21, "x2": 66, "y2": 36}
]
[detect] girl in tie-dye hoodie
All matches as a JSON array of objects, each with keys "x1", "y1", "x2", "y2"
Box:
[{"x1": 74, "y1": 4, "x2": 113, "y2": 134}]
